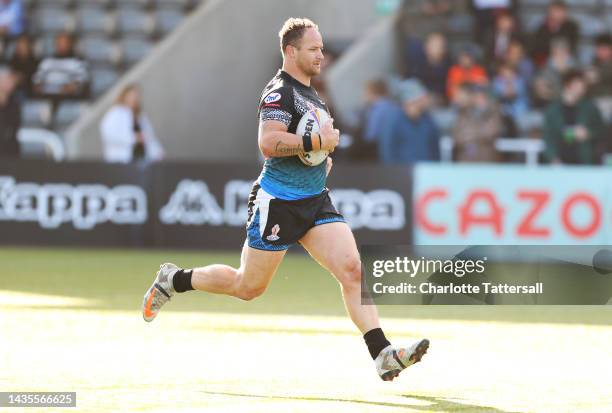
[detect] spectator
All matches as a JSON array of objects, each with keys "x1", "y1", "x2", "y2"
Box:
[
  {"x1": 0, "y1": 69, "x2": 21, "y2": 158},
  {"x1": 531, "y1": 0, "x2": 579, "y2": 67},
  {"x1": 484, "y1": 12, "x2": 521, "y2": 68},
  {"x1": 351, "y1": 79, "x2": 397, "y2": 162},
  {"x1": 0, "y1": 0, "x2": 25, "y2": 39},
  {"x1": 493, "y1": 63, "x2": 529, "y2": 137},
  {"x1": 585, "y1": 33, "x2": 612, "y2": 98},
  {"x1": 100, "y1": 84, "x2": 164, "y2": 163},
  {"x1": 452, "y1": 83, "x2": 503, "y2": 162},
  {"x1": 533, "y1": 39, "x2": 576, "y2": 108},
  {"x1": 544, "y1": 70, "x2": 604, "y2": 165},
  {"x1": 379, "y1": 79, "x2": 440, "y2": 164},
  {"x1": 469, "y1": 0, "x2": 518, "y2": 44},
  {"x1": 447, "y1": 45, "x2": 488, "y2": 102},
  {"x1": 33, "y1": 32, "x2": 90, "y2": 98},
  {"x1": 405, "y1": 32, "x2": 451, "y2": 104},
  {"x1": 9, "y1": 35, "x2": 38, "y2": 97},
  {"x1": 504, "y1": 39, "x2": 535, "y2": 86}
]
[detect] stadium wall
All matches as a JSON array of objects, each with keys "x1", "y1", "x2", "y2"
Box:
[{"x1": 65, "y1": 0, "x2": 386, "y2": 161}]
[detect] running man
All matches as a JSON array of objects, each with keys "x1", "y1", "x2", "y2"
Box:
[{"x1": 142, "y1": 17, "x2": 429, "y2": 381}]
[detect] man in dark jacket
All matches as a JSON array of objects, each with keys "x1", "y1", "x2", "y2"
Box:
[
  {"x1": 544, "y1": 70, "x2": 604, "y2": 165},
  {"x1": 531, "y1": 0, "x2": 579, "y2": 67},
  {"x1": 0, "y1": 70, "x2": 21, "y2": 158}
]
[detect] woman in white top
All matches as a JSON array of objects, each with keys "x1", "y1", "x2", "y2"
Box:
[{"x1": 100, "y1": 84, "x2": 164, "y2": 163}]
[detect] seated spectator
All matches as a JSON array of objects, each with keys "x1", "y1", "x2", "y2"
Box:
[
  {"x1": 447, "y1": 45, "x2": 488, "y2": 102},
  {"x1": 544, "y1": 70, "x2": 604, "y2": 165},
  {"x1": 504, "y1": 39, "x2": 535, "y2": 86},
  {"x1": 452, "y1": 83, "x2": 503, "y2": 162},
  {"x1": 469, "y1": 0, "x2": 518, "y2": 44},
  {"x1": 101, "y1": 84, "x2": 164, "y2": 163},
  {"x1": 379, "y1": 79, "x2": 440, "y2": 164},
  {"x1": 484, "y1": 12, "x2": 521, "y2": 68},
  {"x1": 533, "y1": 39, "x2": 576, "y2": 108},
  {"x1": 0, "y1": 0, "x2": 25, "y2": 39},
  {"x1": 0, "y1": 69, "x2": 21, "y2": 158},
  {"x1": 585, "y1": 33, "x2": 612, "y2": 98},
  {"x1": 493, "y1": 63, "x2": 529, "y2": 136},
  {"x1": 33, "y1": 32, "x2": 90, "y2": 98},
  {"x1": 531, "y1": 0, "x2": 579, "y2": 68},
  {"x1": 9, "y1": 35, "x2": 38, "y2": 97},
  {"x1": 405, "y1": 32, "x2": 451, "y2": 104}
]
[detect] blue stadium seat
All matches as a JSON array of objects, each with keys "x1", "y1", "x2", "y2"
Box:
[
  {"x1": 117, "y1": 9, "x2": 155, "y2": 36},
  {"x1": 115, "y1": 0, "x2": 152, "y2": 10},
  {"x1": 35, "y1": 7, "x2": 76, "y2": 33},
  {"x1": 78, "y1": 36, "x2": 120, "y2": 64},
  {"x1": 34, "y1": 35, "x2": 58, "y2": 58},
  {"x1": 573, "y1": 14, "x2": 606, "y2": 38},
  {"x1": 78, "y1": 0, "x2": 113, "y2": 8},
  {"x1": 76, "y1": 7, "x2": 115, "y2": 35},
  {"x1": 516, "y1": 110, "x2": 544, "y2": 135},
  {"x1": 54, "y1": 101, "x2": 88, "y2": 127},
  {"x1": 91, "y1": 67, "x2": 119, "y2": 97},
  {"x1": 22, "y1": 100, "x2": 53, "y2": 129},
  {"x1": 120, "y1": 36, "x2": 154, "y2": 65},
  {"x1": 155, "y1": 0, "x2": 190, "y2": 8},
  {"x1": 156, "y1": 8, "x2": 185, "y2": 35},
  {"x1": 38, "y1": 0, "x2": 74, "y2": 8}
]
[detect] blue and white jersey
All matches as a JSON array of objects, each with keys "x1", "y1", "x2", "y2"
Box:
[{"x1": 257, "y1": 70, "x2": 330, "y2": 200}]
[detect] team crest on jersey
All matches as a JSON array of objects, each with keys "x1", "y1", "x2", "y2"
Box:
[
  {"x1": 264, "y1": 92, "x2": 282, "y2": 104},
  {"x1": 266, "y1": 224, "x2": 280, "y2": 241}
]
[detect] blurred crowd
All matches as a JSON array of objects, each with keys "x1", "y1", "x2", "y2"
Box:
[
  {"x1": 346, "y1": 0, "x2": 612, "y2": 166},
  {"x1": 0, "y1": 0, "x2": 91, "y2": 158}
]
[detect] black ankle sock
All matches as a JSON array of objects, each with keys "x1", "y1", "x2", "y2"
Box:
[
  {"x1": 363, "y1": 328, "x2": 391, "y2": 359},
  {"x1": 172, "y1": 269, "x2": 194, "y2": 293}
]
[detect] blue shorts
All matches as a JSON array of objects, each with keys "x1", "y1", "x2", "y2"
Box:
[{"x1": 245, "y1": 182, "x2": 345, "y2": 251}]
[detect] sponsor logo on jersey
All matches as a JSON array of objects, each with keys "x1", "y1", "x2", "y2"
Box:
[
  {"x1": 264, "y1": 92, "x2": 281, "y2": 104},
  {"x1": 266, "y1": 224, "x2": 280, "y2": 241}
]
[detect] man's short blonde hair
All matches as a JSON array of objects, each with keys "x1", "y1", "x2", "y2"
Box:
[{"x1": 278, "y1": 17, "x2": 318, "y2": 54}]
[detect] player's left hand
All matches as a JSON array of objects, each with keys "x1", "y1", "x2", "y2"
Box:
[{"x1": 325, "y1": 156, "x2": 333, "y2": 176}]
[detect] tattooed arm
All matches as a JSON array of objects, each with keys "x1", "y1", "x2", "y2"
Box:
[{"x1": 258, "y1": 120, "x2": 321, "y2": 158}]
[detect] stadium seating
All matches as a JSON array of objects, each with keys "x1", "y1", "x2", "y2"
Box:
[{"x1": 7, "y1": 0, "x2": 204, "y2": 142}]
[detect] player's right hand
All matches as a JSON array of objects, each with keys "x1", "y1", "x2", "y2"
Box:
[{"x1": 320, "y1": 119, "x2": 340, "y2": 152}]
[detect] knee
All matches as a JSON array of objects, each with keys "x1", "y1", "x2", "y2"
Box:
[
  {"x1": 337, "y1": 257, "x2": 363, "y2": 289},
  {"x1": 235, "y1": 281, "x2": 267, "y2": 301}
]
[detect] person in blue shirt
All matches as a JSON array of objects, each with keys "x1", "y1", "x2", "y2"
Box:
[
  {"x1": 0, "y1": 0, "x2": 25, "y2": 38},
  {"x1": 379, "y1": 79, "x2": 441, "y2": 164}
]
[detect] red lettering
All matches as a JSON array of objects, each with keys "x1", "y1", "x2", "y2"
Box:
[
  {"x1": 459, "y1": 190, "x2": 504, "y2": 236},
  {"x1": 516, "y1": 191, "x2": 550, "y2": 238},
  {"x1": 415, "y1": 189, "x2": 447, "y2": 234},
  {"x1": 561, "y1": 193, "x2": 601, "y2": 238}
]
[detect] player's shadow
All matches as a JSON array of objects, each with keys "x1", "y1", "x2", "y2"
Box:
[{"x1": 201, "y1": 390, "x2": 523, "y2": 413}]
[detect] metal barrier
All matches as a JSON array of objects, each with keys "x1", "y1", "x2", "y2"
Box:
[{"x1": 440, "y1": 136, "x2": 544, "y2": 166}]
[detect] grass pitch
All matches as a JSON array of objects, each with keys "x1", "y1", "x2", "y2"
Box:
[{"x1": 1, "y1": 247, "x2": 611, "y2": 413}]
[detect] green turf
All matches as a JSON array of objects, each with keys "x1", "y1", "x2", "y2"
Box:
[{"x1": 1, "y1": 247, "x2": 612, "y2": 413}]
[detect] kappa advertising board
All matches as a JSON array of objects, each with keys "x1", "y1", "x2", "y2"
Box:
[
  {"x1": 0, "y1": 161, "x2": 412, "y2": 248},
  {"x1": 414, "y1": 164, "x2": 612, "y2": 245}
]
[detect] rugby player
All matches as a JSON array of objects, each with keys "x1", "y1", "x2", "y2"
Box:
[{"x1": 142, "y1": 17, "x2": 429, "y2": 381}]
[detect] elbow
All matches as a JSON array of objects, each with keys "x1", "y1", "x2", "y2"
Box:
[{"x1": 259, "y1": 135, "x2": 275, "y2": 158}]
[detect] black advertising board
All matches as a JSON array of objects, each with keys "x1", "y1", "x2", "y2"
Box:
[{"x1": 0, "y1": 160, "x2": 412, "y2": 249}]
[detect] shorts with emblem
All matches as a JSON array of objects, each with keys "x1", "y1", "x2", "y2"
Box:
[{"x1": 245, "y1": 182, "x2": 345, "y2": 251}]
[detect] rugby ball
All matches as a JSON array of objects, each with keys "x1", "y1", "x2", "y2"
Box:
[{"x1": 296, "y1": 108, "x2": 330, "y2": 166}]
